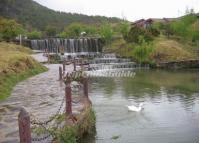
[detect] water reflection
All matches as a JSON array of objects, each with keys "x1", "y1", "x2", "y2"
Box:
[{"x1": 85, "y1": 69, "x2": 199, "y2": 143}]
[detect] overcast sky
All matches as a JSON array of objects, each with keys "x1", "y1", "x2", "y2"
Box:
[{"x1": 34, "y1": 0, "x2": 199, "y2": 21}]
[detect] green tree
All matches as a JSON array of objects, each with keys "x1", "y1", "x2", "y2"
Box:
[
  {"x1": 27, "y1": 30, "x2": 42, "y2": 39},
  {"x1": 133, "y1": 37, "x2": 154, "y2": 64},
  {"x1": 59, "y1": 31, "x2": 69, "y2": 38},
  {"x1": 84, "y1": 25, "x2": 98, "y2": 36},
  {"x1": 0, "y1": 18, "x2": 23, "y2": 41},
  {"x1": 99, "y1": 22, "x2": 113, "y2": 45},
  {"x1": 45, "y1": 25, "x2": 57, "y2": 37},
  {"x1": 64, "y1": 23, "x2": 84, "y2": 38},
  {"x1": 119, "y1": 20, "x2": 130, "y2": 40}
]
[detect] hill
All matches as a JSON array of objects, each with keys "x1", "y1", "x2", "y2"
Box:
[
  {"x1": 0, "y1": 0, "x2": 120, "y2": 31},
  {"x1": 0, "y1": 42, "x2": 47, "y2": 100}
]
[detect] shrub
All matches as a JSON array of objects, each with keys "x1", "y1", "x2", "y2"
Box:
[
  {"x1": 126, "y1": 26, "x2": 153, "y2": 43},
  {"x1": 63, "y1": 23, "x2": 84, "y2": 38},
  {"x1": 59, "y1": 31, "x2": 69, "y2": 38},
  {"x1": 0, "y1": 18, "x2": 24, "y2": 41},
  {"x1": 27, "y1": 30, "x2": 42, "y2": 39},
  {"x1": 119, "y1": 20, "x2": 130, "y2": 40},
  {"x1": 59, "y1": 126, "x2": 77, "y2": 143},
  {"x1": 99, "y1": 22, "x2": 113, "y2": 45},
  {"x1": 192, "y1": 32, "x2": 199, "y2": 42},
  {"x1": 132, "y1": 38, "x2": 154, "y2": 63},
  {"x1": 171, "y1": 14, "x2": 197, "y2": 39},
  {"x1": 45, "y1": 25, "x2": 57, "y2": 37},
  {"x1": 148, "y1": 27, "x2": 160, "y2": 37}
]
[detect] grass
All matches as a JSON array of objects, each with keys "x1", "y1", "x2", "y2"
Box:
[
  {"x1": 105, "y1": 35, "x2": 197, "y2": 63},
  {"x1": 52, "y1": 107, "x2": 96, "y2": 143},
  {"x1": 152, "y1": 36, "x2": 196, "y2": 63},
  {"x1": 0, "y1": 42, "x2": 47, "y2": 100}
]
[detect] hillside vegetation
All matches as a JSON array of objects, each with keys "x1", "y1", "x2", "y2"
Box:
[
  {"x1": 0, "y1": 0, "x2": 120, "y2": 31},
  {"x1": 0, "y1": 42, "x2": 47, "y2": 100},
  {"x1": 106, "y1": 13, "x2": 199, "y2": 64}
]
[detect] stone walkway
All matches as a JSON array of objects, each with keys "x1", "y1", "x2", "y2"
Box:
[{"x1": 0, "y1": 54, "x2": 82, "y2": 143}]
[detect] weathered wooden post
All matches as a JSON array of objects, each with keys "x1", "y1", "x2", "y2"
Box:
[
  {"x1": 83, "y1": 77, "x2": 88, "y2": 98},
  {"x1": 59, "y1": 66, "x2": 62, "y2": 80},
  {"x1": 65, "y1": 74, "x2": 72, "y2": 116},
  {"x1": 63, "y1": 59, "x2": 66, "y2": 72},
  {"x1": 80, "y1": 59, "x2": 83, "y2": 70},
  {"x1": 73, "y1": 58, "x2": 76, "y2": 71},
  {"x1": 18, "y1": 108, "x2": 31, "y2": 143}
]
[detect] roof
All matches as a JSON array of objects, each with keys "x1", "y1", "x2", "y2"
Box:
[
  {"x1": 131, "y1": 18, "x2": 153, "y2": 25},
  {"x1": 131, "y1": 19, "x2": 145, "y2": 25}
]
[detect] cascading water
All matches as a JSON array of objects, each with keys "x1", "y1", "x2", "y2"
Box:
[
  {"x1": 85, "y1": 53, "x2": 149, "y2": 77},
  {"x1": 30, "y1": 38, "x2": 103, "y2": 57}
]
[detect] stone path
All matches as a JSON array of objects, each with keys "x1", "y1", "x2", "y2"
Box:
[{"x1": 0, "y1": 54, "x2": 82, "y2": 143}]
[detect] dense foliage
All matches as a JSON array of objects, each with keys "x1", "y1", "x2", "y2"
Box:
[
  {"x1": 27, "y1": 30, "x2": 42, "y2": 39},
  {"x1": 132, "y1": 37, "x2": 154, "y2": 63},
  {"x1": 0, "y1": 18, "x2": 23, "y2": 41},
  {"x1": 0, "y1": 0, "x2": 120, "y2": 32},
  {"x1": 59, "y1": 23, "x2": 98, "y2": 38},
  {"x1": 119, "y1": 20, "x2": 130, "y2": 40},
  {"x1": 171, "y1": 14, "x2": 197, "y2": 39},
  {"x1": 126, "y1": 26, "x2": 154, "y2": 43},
  {"x1": 99, "y1": 22, "x2": 113, "y2": 45}
]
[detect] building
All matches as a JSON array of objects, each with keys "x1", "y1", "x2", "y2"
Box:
[{"x1": 131, "y1": 19, "x2": 153, "y2": 29}]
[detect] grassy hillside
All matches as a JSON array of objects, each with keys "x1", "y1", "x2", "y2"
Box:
[
  {"x1": 0, "y1": 0, "x2": 120, "y2": 31},
  {"x1": 152, "y1": 37, "x2": 195, "y2": 63},
  {"x1": 0, "y1": 42, "x2": 47, "y2": 100},
  {"x1": 105, "y1": 14, "x2": 199, "y2": 64},
  {"x1": 106, "y1": 36, "x2": 197, "y2": 63}
]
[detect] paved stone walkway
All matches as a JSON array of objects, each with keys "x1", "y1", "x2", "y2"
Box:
[{"x1": 0, "y1": 54, "x2": 82, "y2": 143}]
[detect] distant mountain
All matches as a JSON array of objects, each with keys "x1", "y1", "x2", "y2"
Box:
[{"x1": 0, "y1": 0, "x2": 121, "y2": 31}]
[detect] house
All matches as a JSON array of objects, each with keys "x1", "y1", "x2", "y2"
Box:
[{"x1": 131, "y1": 18, "x2": 153, "y2": 29}]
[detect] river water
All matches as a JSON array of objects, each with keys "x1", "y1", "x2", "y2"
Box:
[{"x1": 84, "y1": 69, "x2": 199, "y2": 143}]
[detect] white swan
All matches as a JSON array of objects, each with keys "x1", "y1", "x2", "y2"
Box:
[{"x1": 127, "y1": 103, "x2": 143, "y2": 112}]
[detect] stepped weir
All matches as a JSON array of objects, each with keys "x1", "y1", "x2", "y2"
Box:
[{"x1": 30, "y1": 38, "x2": 103, "y2": 57}]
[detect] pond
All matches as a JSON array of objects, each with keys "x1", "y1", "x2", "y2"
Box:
[{"x1": 82, "y1": 69, "x2": 199, "y2": 143}]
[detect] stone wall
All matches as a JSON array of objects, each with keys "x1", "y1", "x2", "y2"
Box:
[{"x1": 156, "y1": 59, "x2": 199, "y2": 69}]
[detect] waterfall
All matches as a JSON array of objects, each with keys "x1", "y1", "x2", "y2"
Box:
[{"x1": 30, "y1": 38, "x2": 103, "y2": 57}]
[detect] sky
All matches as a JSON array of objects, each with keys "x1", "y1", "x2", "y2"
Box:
[{"x1": 34, "y1": 0, "x2": 199, "y2": 21}]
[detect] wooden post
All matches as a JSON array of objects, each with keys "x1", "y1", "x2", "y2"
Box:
[
  {"x1": 83, "y1": 77, "x2": 88, "y2": 98},
  {"x1": 19, "y1": 34, "x2": 22, "y2": 45},
  {"x1": 63, "y1": 59, "x2": 66, "y2": 72},
  {"x1": 80, "y1": 59, "x2": 83, "y2": 70},
  {"x1": 59, "y1": 66, "x2": 62, "y2": 80},
  {"x1": 73, "y1": 58, "x2": 76, "y2": 71},
  {"x1": 18, "y1": 108, "x2": 31, "y2": 143},
  {"x1": 65, "y1": 74, "x2": 72, "y2": 115}
]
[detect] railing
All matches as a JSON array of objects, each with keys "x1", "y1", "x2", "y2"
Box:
[{"x1": 18, "y1": 59, "x2": 90, "y2": 143}]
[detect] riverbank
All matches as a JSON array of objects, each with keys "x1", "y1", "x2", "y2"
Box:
[
  {"x1": 52, "y1": 102, "x2": 96, "y2": 143},
  {"x1": 105, "y1": 36, "x2": 199, "y2": 68},
  {"x1": 0, "y1": 42, "x2": 47, "y2": 100}
]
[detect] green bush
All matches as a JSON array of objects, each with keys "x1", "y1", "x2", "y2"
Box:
[
  {"x1": 119, "y1": 20, "x2": 130, "y2": 40},
  {"x1": 59, "y1": 126, "x2": 77, "y2": 143},
  {"x1": 127, "y1": 26, "x2": 153, "y2": 43},
  {"x1": 27, "y1": 30, "x2": 42, "y2": 39},
  {"x1": 0, "y1": 18, "x2": 24, "y2": 41},
  {"x1": 45, "y1": 25, "x2": 57, "y2": 37},
  {"x1": 148, "y1": 27, "x2": 160, "y2": 37},
  {"x1": 99, "y1": 22, "x2": 113, "y2": 45},
  {"x1": 132, "y1": 37, "x2": 154, "y2": 63},
  {"x1": 171, "y1": 14, "x2": 197, "y2": 39},
  {"x1": 59, "y1": 31, "x2": 69, "y2": 38},
  {"x1": 192, "y1": 31, "x2": 199, "y2": 42},
  {"x1": 63, "y1": 23, "x2": 84, "y2": 38}
]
